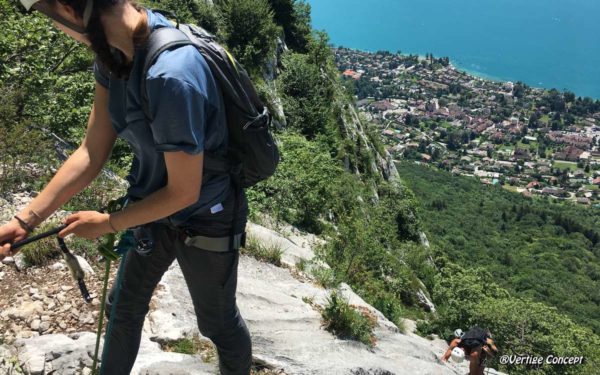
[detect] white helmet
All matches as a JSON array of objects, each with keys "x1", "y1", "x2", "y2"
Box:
[
  {"x1": 453, "y1": 328, "x2": 464, "y2": 338},
  {"x1": 451, "y1": 347, "x2": 465, "y2": 363},
  {"x1": 19, "y1": 0, "x2": 94, "y2": 34}
]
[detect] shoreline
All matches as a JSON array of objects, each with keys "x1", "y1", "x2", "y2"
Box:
[{"x1": 334, "y1": 45, "x2": 600, "y2": 100}]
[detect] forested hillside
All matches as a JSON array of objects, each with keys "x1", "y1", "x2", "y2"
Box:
[
  {"x1": 397, "y1": 161, "x2": 600, "y2": 334},
  {"x1": 398, "y1": 161, "x2": 600, "y2": 374}
]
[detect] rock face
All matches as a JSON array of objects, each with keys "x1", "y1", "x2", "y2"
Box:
[
  {"x1": 12, "y1": 332, "x2": 217, "y2": 375},
  {"x1": 143, "y1": 220, "x2": 472, "y2": 375},
  {"x1": 246, "y1": 222, "x2": 321, "y2": 267},
  {"x1": 337, "y1": 98, "x2": 402, "y2": 191},
  {"x1": 147, "y1": 256, "x2": 462, "y2": 375},
  {"x1": 3, "y1": 222, "x2": 506, "y2": 375}
]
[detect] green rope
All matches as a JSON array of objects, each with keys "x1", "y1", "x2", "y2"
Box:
[
  {"x1": 92, "y1": 259, "x2": 112, "y2": 375},
  {"x1": 90, "y1": 198, "x2": 128, "y2": 375},
  {"x1": 99, "y1": 252, "x2": 127, "y2": 374}
]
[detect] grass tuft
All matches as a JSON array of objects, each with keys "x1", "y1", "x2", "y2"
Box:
[
  {"x1": 241, "y1": 235, "x2": 283, "y2": 266},
  {"x1": 160, "y1": 335, "x2": 217, "y2": 363}
]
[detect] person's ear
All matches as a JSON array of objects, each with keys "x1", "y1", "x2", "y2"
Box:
[{"x1": 54, "y1": 1, "x2": 82, "y2": 23}]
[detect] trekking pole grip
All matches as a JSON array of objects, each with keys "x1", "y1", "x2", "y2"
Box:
[{"x1": 10, "y1": 225, "x2": 68, "y2": 250}]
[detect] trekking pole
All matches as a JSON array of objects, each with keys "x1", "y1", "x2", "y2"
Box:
[
  {"x1": 10, "y1": 225, "x2": 67, "y2": 251},
  {"x1": 10, "y1": 225, "x2": 92, "y2": 303}
]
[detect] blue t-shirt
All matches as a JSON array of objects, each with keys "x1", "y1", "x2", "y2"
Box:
[{"x1": 94, "y1": 9, "x2": 230, "y2": 226}]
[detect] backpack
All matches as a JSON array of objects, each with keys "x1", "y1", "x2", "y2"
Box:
[
  {"x1": 140, "y1": 17, "x2": 280, "y2": 189},
  {"x1": 458, "y1": 326, "x2": 489, "y2": 350}
]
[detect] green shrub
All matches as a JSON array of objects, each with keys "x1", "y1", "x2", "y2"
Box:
[
  {"x1": 310, "y1": 265, "x2": 337, "y2": 289},
  {"x1": 247, "y1": 131, "x2": 346, "y2": 234},
  {"x1": 295, "y1": 258, "x2": 307, "y2": 272},
  {"x1": 160, "y1": 335, "x2": 217, "y2": 362},
  {"x1": 367, "y1": 288, "x2": 405, "y2": 330},
  {"x1": 0, "y1": 88, "x2": 55, "y2": 198},
  {"x1": 415, "y1": 319, "x2": 433, "y2": 338},
  {"x1": 164, "y1": 337, "x2": 197, "y2": 354},
  {"x1": 301, "y1": 295, "x2": 314, "y2": 305},
  {"x1": 192, "y1": 0, "x2": 221, "y2": 34},
  {"x1": 20, "y1": 223, "x2": 62, "y2": 267},
  {"x1": 143, "y1": 0, "x2": 221, "y2": 34},
  {"x1": 279, "y1": 53, "x2": 334, "y2": 139},
  {"x1": 322, "y1": 291, "x2": 376, "y2": 347}
]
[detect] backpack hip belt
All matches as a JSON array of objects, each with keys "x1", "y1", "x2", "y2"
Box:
[{"x1": 184, "y1": 232, "x2": 246, "y2": 252}]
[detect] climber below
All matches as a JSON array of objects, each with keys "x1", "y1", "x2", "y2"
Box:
[{"x1": 441, "y1": 326, "x2": 498, "y2": 375}]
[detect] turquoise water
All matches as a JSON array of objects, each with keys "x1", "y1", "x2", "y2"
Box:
[{"x1": 308, "y1": 0, "x2": 600, "y2": 99}]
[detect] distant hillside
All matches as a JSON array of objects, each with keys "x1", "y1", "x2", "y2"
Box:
[{"x1": 397, "y1": 160, "x2": 600, "y2": 334}]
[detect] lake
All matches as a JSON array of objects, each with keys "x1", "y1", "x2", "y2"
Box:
[{"x1": 308, "y1": 0, "x2": 600, "y2": 98}]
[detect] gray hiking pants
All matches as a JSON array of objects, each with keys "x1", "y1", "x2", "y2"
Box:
[{"x1": 101, "y1": 187, "x2": 252, "y2": 375}]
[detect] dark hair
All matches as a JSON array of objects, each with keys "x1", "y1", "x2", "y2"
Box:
[{"x1": 51, "y1": 0, "x2": 149, "y2": 78}]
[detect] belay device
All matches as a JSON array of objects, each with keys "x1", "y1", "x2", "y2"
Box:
[{"x1": 11, "y1": 225, "x2": 92, "y2": 303}]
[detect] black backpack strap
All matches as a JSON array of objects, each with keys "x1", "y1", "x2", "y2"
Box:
[{"x1": 140, "y1": 26, "x2": 193, "y2": 121}]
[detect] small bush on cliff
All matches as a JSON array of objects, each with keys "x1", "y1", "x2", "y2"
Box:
[
  {"x1": 310, "y1": 265, "x2": 338, "y2": 289},
  {"x1": 0, "y1": 87, "x2": 55, "y2": 198},
  {"x1": 247, "y1": 131, "x2": 346, "y2": 234},
  {"x1": 322, "y1": 291, "x2": 376, "y2": 347},
  {"x1": 279, "y1": 52, "x2": 335, "y2": 139}
]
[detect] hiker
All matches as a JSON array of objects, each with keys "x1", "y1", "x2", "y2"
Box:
[
  {"x1": 441, "y1": 327, "x2": 498, "y2": 375},
  {"x1": 0, "y1": 1, "x2": 256, "y2": 374}
]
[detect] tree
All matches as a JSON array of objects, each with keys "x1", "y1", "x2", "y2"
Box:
[
  {"x1": 148, "y1": 0, "x2": 220, "y2": 33},
  {"x1": 564, "y1": 91, "x2": 576, "y2": 103},
  {"x1": 279, "y1": 53, "x2": 333, "y2": 138},
  {"x1": 513, "y1": 81, "x2": 526, "y2": 98},
  {"x1": 307, "y1": 30, "x2": 334, "y2": 70},
  {"x1": 529, "y1": 111, "x2": 540, "y2": 128},
  {"x1": 218, "y1": 0, "x2": 280, "y2": 73},
  {"x1": 267, "y1": 0, "x2": 312, "y2": 52}
]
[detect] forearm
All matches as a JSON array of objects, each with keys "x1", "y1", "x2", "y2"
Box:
[
  {"x1": 108, "y1": 184, "x2": 200, "y2": 231},
  {"x1": 56, "y1": 151, "x2": 202, "y2": 240},
  {"x1": 16, "y1": 146, "x2": 103, "y2": 227},
  {"x1": 442, "y1": 342, "x2": 456, "y2": 361}
]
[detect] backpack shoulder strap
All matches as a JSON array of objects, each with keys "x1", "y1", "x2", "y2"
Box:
[
  {"x1": 139, "y1": 25, "x2": 237, "y2": 176},
  {"x1": 140, "y1": 26, "x2": 193, "y2": 120}
]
